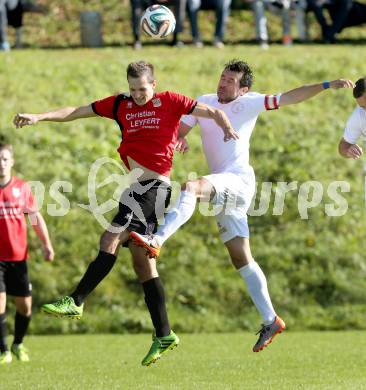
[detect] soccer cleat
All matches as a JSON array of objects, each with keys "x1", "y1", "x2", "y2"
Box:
[
  {"x1": 42, "y1": 296, "x2": 84, "y2": 319},
  {"x1": 253, "y1": 316, "x2": 286, "y2": 352},
  {"x1": 11, "y1": 344, "x2": 30, "y2": 362},
  {"x1": 141, "y1": 330, "x2": 179, "y2": 366},
  {"x1": 0, "y1": 351, "x2": 12, "y2": 364},
  {"x1": 129, "y1": 232, "x2": 161, "y2": 259}
]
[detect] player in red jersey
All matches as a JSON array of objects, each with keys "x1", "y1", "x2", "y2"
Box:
[
  {"x1": 13, "y1": 61, "x2": 238, "y2": 366},
  {"x1": 0, "y1": 143, "x2": 54, "y2": 364}
]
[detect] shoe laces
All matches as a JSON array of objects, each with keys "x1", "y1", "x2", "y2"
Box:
[
  {"x1": 255, "y1": 324, "x2": 270, "y2": 336},
  {"x1": 152, "y1": 333, "x2": 163, "y2": 347},
  {"x1": 55, "y1": 296, "x2": 72, "y2": 307}
]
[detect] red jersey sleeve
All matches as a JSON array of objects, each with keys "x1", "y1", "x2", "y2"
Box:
[
  {"x1": 166, "y1": 92, "x2": 197, "y2": 118},
  {"x1": 22, "y1": 182, "x2": 37, "y2": 214},
  {"x1": 91, "y1": 95, "x2": 117, "y2": 119}
]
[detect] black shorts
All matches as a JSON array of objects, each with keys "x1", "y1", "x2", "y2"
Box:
[
  {"x1": 112, "y1": 179, "x2": 171, "y2": 243},
  {"x1": 0, "y1": 261, "x2": 32, "y2": 297}
]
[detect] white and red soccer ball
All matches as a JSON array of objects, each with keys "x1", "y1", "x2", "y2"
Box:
[{"x1": 140, "y1": 5, "x2": 176, "y2": 39}]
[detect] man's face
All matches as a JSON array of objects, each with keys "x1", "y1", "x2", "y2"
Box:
[
  {"x1": 217, "y1": 70, "x2": 248, "y2": 103},
  {"x1": 128, "y1": 76, "x2": 156, "y2": 106},
  {"x1": 356, "y1": 92, "x2": 366, "y2": 110},
  {"x1": 0, "y1": 149, "x2": 14, "y2": 179}
]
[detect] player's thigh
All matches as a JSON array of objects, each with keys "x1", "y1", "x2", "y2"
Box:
[
  {"x1": 14, "y1": 295, "x2": 32, "y2": 316},
  {"x1": 224, "y1": 236, "x2": 254, "y2": 269},
  {"x1": 5, "y1": 262, "x2": 32, "y2": 300},
  {"x1": 0, "y1": 262, "x2": 7, "y2": 313},
  {"x1": 216, "y1": 210, "x2": 254, "y2": 268},
  {"x1": 116, "y1": 180, "x2": 172, "y2": 250},
  {"x1": 100, "y1": 224, "x2": 129, "y2": 255},
  {"x1": 129, "y1": 242, "x2": 159, "y2": 282},
  {"x1": 204, "y1": 172, "x2": 255, "y2": 211},
  {"x1": 0, "y1": 292, "x2": 6, "y2": 313}
]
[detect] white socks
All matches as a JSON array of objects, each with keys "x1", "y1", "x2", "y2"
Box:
[
  {"x1": 155, "y1": 191, "x2": 197, "y2": 246},
  {"x1": 238, "y1": 261, "x2": 276, "y2": 325}
]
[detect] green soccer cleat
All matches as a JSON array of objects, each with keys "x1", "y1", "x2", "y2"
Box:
[
  {"x1": 0, "y1": 351, "x2": 12, "y2": 364},
  {"x1": 42, "y1": 296, "x2": 84, "y2": 319},
  {"x1": 141, "y1": 330, "x2": 179, "y2": 366},
  {"x1": 11, "y1": 343, "x2": 30, "y2": 362}
]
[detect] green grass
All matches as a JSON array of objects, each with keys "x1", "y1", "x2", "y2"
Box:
[
  {"x1": 1, "y1": 45, "x2": 366, "y2": 332},
  {"x1": 1, "y1": 332, "x2": 365, "y2": 389}
]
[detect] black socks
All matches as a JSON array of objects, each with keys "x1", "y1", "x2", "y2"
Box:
[
  {"x1": 0, "y1": 313, "x2": 8, "y2": 352},
  {"x1": 142, "y1": 277, "x2": 170, "y2": 337},
  {"x1": 13, "y1": 312, "x2": 31, "y2": 345},
  {"x1": 71, "y1": 251, "x2": 117, "y2": 306}
]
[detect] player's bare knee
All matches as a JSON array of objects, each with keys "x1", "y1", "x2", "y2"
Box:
[
  {"x1": 230, "y1": 251, "x2": 253, "y2": 269},
  {"x1": 19, "y1": 308, "x2": 32, "y2": 317},
  {"x1": 15, "y1": 300, "x2": 32, "y2": 317},
  {"x1": 99, "y1": 231, "x2": 120, "y2": 253},
  {"x1": 132, "y1": 257, "x2": 152, "y2": 280}
]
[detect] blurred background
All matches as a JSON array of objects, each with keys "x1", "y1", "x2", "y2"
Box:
[{"x1": 0, "y1": 0, "x2": 365, "y2": 336}]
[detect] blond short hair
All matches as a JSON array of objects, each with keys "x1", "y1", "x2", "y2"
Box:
[{"x1": 0, "y1": 144, "x2": 14, "y2": 156}]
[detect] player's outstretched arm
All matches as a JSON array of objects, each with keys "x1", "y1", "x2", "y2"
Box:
[
  {"x1": 280, "y1": 79, "x2": 355, "y2": 106},
  {"x1": 191, "y1": 102, "x2": 239, "y2": 142},
  {"x1": 29, "y1": 212, "x2": 54, "y2": 261},
  {"x1": 13, "y1": 104, "x2": 96, "y2": 128},
  {"x1": 338, "y1": 137, "x2": 363, "y2": 159}
]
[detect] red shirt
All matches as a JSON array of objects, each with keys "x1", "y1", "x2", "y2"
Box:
[
  {"x1": 0, "y1": 177, "x2": 36, "y2": 261},
  {"x1": 92, "y1": 91, "x2": 197, "y2": 176}
]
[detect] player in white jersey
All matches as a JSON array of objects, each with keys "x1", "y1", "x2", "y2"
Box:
[
  {"x1": 338, "y1": 77, "x2": 366, "y2": 159},
  {"x1": 130, "y1": 60, "x2": 353, "y2": 352}
]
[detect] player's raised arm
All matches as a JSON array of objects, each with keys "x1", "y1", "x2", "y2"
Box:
[
  {"x1": 279, "y1": 79, "x2": 355, "y2": 107},
  {"x1": 13, "y1": 104, "x2": 96, "y2": 128},
  {"x1": 191, "y1": 102, "x2": 239, "y2": 142}
]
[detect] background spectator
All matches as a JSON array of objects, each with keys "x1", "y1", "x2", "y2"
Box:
[
  {"x1": 187, "y1": 0, "x2": 232, "y2": 47},
  {"x1": 307, "y1": 0, "x2": 366, "y2": 43},
  {"x1": 0, "y1": 0, "x2": 46, "y2": 50},
  {"x1": 0, "y1": 0, "x2": 11, "y2": 50},
  {"x1": 252, "y1": 0, "x2": 308, "y2": 48}
]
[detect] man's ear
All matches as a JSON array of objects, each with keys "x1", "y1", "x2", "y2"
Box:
[
  {"x1": 152, "y1": 80, "x2": 157, "y2": 89},
  {"x1": 239, "y1": 87, "x2": 249, "y2": 96}
]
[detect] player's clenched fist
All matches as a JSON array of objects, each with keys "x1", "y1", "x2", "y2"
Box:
[
  {"x1": 13, "y1": 113, "x2": 40, "y2": 128},
  {"x1": 329, "y1": 79, "x2": 355, "y2": 89}
]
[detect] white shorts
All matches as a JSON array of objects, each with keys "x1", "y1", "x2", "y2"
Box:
[{"x1": 203, "y1": 170, "x2": 255, "y2": 243}]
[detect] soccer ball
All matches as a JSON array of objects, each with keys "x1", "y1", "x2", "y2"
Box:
[{"x1": 140, "y1": 5, "x2": 176, "y2": 39}]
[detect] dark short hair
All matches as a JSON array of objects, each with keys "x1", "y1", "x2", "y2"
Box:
[
  {"x1": 127, "y1": 61, "x2": 155, "y2": 82},
  {"x1": 353, "y1": 78, "x2": 366, "y2": 99},
  {"x1": 223, "y1": 59, "x2": 254, "y2": 89}
]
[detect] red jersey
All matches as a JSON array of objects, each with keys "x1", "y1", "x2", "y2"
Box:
[
  {"x1": 0, "y1": 177, "x2": 36, "y2": 261},
  {"x1": 92, "y1": 91, "x2": 197, "y2": 176}
]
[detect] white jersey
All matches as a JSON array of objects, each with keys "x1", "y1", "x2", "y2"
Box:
[
  {"x1": 181, "y1": 92, "x2": 280, "y2": 175},
  {"x1": 343, "y1": 106, "x2": 366, "y2": 144}
]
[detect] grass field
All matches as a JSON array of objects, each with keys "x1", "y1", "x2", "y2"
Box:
[
  {"x1": 1, "y1": 45, "x2": 366, "y2": 334},
  {"x1": 1, "y1": 332, "x2": 365, "y2": 389}
]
